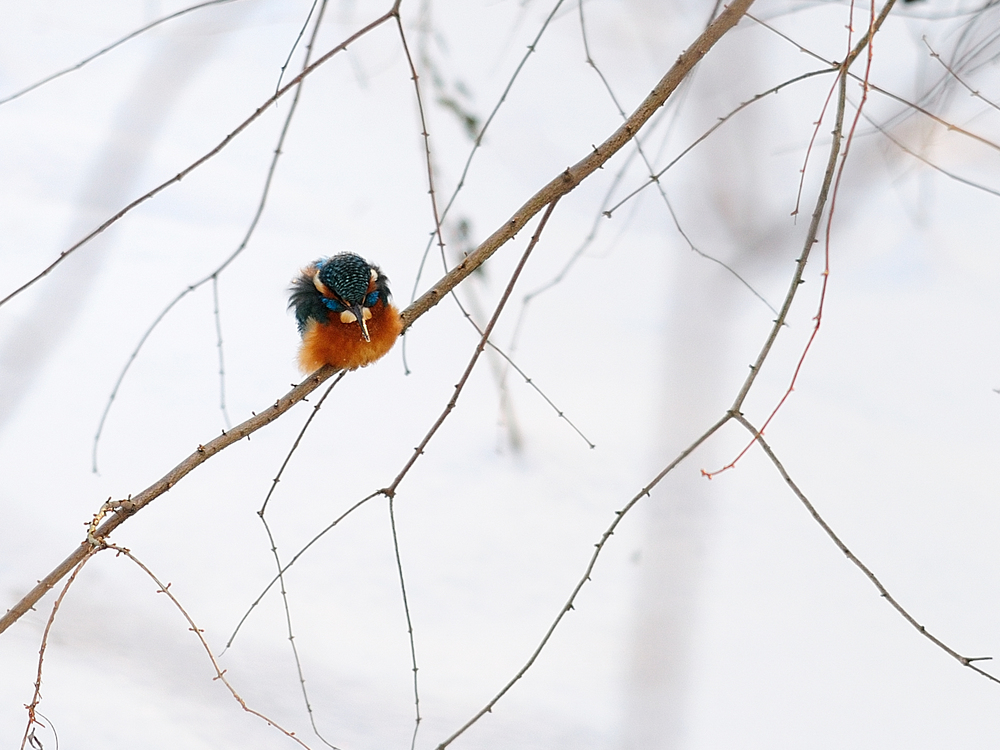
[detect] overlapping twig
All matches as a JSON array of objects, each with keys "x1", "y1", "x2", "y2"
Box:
[
  {"x1": 436, "y1": 8, "x2": 1000, "y2": 744},
  {"x1": 226, "y1": 201, "x2": 561, "y2": 652}
]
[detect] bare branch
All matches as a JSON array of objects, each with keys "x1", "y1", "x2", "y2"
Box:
[
  {"x1": 108, "y1": 545, "x2": 319, "y2": 748},
  {"x1": 734, "y1": 415, "x2": 1000, "y2": 685},
  {"x1": 436, "y1": 413, "x2": 731, "y2": 748}
]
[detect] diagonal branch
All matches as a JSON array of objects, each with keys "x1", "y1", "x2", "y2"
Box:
[
  {"x1": 734, "y1": 414, "x2": 999, "y2": 685},
  {"x1": 0, "y1": 0, "x2": 756, "y2": 636},
  {"x1": 386, "y1": 200, "x2": 559, "y2": 498},
  {"x1": 434, "y1": 413, "x2": 730, "y2": 749}
]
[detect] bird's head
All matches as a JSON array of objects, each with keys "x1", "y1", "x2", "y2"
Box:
[{"x1": 299, "y1": 252, "x2": 391, "y2": 342}]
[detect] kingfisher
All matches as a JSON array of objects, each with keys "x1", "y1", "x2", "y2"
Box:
[{"x1": 289, "y1": 252, "x2": 403, "y2": 372}]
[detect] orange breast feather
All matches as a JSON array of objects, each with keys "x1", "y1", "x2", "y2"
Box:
[{"x1": 298, "y1": 300, "x2": 402, "y2": 372}]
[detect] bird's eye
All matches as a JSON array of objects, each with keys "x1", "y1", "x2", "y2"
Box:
[
  {"x1": 364, "y1": 291, "x2": 380, "y2": 307},
  {"x1": 321, "y1": 297, "x2": 346, "y2": 313}
]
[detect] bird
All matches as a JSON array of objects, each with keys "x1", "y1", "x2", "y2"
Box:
[{"x1": 289, "y1": 252, "x2": 403, "y2": 373}]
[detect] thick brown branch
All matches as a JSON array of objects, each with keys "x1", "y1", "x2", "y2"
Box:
[{"x1": 0, "y1": 0, "x2": 754, "y2": 635}]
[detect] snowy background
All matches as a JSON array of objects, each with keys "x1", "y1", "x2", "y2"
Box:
[{"x1": 1, "y1": 0, "x2": 999, "y2": 748}]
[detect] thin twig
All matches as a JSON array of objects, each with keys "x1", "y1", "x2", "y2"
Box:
[
  {"x1": 225, "y1": 491, "x2": 383, "y2": 649},
  {"x1": 864, "y1": 76, "x2": 1000, "y2": 153},
  {"x1": 258, "y1": 513, "x2": 341, "y2": 749},
  {"x1": 387, "y1": 201, "x2": 559, "y2": 498},
  {"x1": 401, "y1": 0, "x2": 565, "y2": 383},
  {"x1": 577, "y1": 0, "x2": 779, "y2": 315},
  {"x1": 396, "y1": 12, "x2": 447, "y2": 275},
  {"x1": 231, "y1": 203, "x2": 561, "y2": 651},
  {"x1": 401, "y1": 0, "x2": 760, "y2": 331},
  {"x1": 857, "y1": 103, "x2": 1000, "y2": 198},
  {"x1": 484, "y1": 339, "x2": 594, "y2": 449},
  {"x1": 733, "y1": 415, "x2": 1000, "y2": 685},
  {"x1": 731, "y1": 0, "x2": 898, "y2": 412},
  {"x1": 435, "y1": 414, "x2": 731, "y2": 749},
  {"x1": 603, "y1": 67, "x2": 836, "y2": 218},
  {"x1": 388, "y1": 496, "x2": 422, "y2": 750},
  {"x1": 0, "y1": 0, "x2": 242, "y2": 107},
  {"x1": 260, "y1": 374, "x2": 346, "y2": 516},
  {"x1": 107, "y1": 545, "x2": 318, "y2": 748},
  {"x1": 20, "y1": 555, "x2": 94, "y2": 750},
  {"x1": 406, "y1": 0, "x2": 568, "y2": 310},
  {"x1": 708, "y1": 0, "x2": 897, "y2": 477},
  {"x1": 275, "y1": 0, "x2": 322, "y2": 95},
  {"x1": 211, "y1": 275, "x2": 232, "y2": 430},
  {"x1": 399, "y1": 10, "x2": 575, "y2": 450},
  {"x1": 91, "y1": 0, "x2": 350, "y2": 472},
  {"x1": 746, "y1": 12, "x2": 1000, "y2": 156}
]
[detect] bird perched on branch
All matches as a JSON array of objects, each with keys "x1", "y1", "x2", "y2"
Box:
[{"x1": 289, "y1": 252, "x2": 403, "y2": 372}]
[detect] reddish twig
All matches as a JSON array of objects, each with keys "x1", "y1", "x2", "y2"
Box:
[{"x1": 704, "y1": 0, "x2": 898, "y2": 478}]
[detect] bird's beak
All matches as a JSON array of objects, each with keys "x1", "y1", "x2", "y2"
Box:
[{"x1": 351, "y1": 304, "x2": 371, "y2": 342}]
